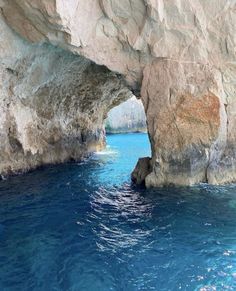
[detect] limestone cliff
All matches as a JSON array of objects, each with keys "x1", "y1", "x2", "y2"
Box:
[
  {"x1": 105, "y1": 97, "x2": 146, "y2": 133},
  {"x1": 0, "y1": 0, "x2": 235, "y2": 186}
]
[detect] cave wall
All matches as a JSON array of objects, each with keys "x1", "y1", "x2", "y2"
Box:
[
  {"x1": 0, "y1": 16, "x2": 132, "y2": 176},
  {"x1": 0, "y1": 0, "x2": 235, "y2": 186}
]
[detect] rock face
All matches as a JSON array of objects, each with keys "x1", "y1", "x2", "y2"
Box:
[
  {"x1": 142, "y1": 60, "x2": 230, "y2": 186},
  {"x1": 105, "y1": 96, "x2": 146, "y2": 133},
  {"x1": 0, "y1": 17, "x2": 132, "y2": 176},
  {"x1": 0, "y1": 0, "x2": 235, "y2": 186}
]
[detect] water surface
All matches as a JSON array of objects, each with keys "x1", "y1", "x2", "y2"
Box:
[{"x1": 0, "y1": 133, "x2": 236, "y2": 290}]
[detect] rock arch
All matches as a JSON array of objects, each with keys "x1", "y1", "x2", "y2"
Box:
[{"x1": 0, "y1": 0, "x2": 235, "y2": 186}]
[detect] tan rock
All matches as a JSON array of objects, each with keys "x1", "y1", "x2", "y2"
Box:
[{"x1": 141, "y1": 59, "x2": 229, "y2": 186}]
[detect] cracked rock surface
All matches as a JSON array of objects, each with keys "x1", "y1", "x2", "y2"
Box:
[{"x1": 0, "y1": 0, "x2": 235, "y2": 186}]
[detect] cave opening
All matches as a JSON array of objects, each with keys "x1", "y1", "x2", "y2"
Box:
[
  {"x1": 97, "y1": 95, "x2": 152, "y2": 186},
  {"x1": 104, "y1": 96, "x2": 147, "y2": 135}
]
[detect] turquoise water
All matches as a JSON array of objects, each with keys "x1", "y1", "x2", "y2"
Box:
[{"x1": 0, "y1": 133, "x2": 236, "y2": 290}]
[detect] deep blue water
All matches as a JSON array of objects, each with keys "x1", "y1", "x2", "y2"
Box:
[{"x1": 0, "y1": 133, "x2": 236, "y2": 291}]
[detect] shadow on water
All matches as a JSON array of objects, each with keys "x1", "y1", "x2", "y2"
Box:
[{"x1": 0, "y1": 133, "x2": 236, "y2": 290}]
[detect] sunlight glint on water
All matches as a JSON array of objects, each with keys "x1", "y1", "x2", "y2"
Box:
[{"x1": 0, "y1": 133, "x2": 236, "y2": 290}]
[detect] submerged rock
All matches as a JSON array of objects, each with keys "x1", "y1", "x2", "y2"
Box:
[{"x1": 0, "y1": 0, "x2": 235, "y2": 186}]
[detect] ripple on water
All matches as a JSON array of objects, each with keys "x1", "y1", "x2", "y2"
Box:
[{"x1": 0, "y1": 133, "x2": 236, "y2": 290}]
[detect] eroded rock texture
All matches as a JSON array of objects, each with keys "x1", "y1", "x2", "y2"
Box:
[
  {"x1": 0, "y1": 0, "x2": 235, "y2": 186},
  {"x1": 0, "y1": 17, "x2": 131, "y2": 175}
]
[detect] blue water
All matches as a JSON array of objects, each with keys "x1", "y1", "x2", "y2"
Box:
[{"x1": 0, "y1": 133, "x2": 236, "y2": 291}]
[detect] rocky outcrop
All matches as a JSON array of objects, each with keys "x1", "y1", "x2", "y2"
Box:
[
  {"x1": 131, "y1": 157, "x2": 152, "y2": 185},
  {"x1": 0, "y1": 1, "x2": 235, "y2": 186},
  {"x1": 142, "y1": 60, "x2": 230, "y2": 186},
  {"x1": 105, "y1": 96, "x2": 146, "y2": 133}
]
